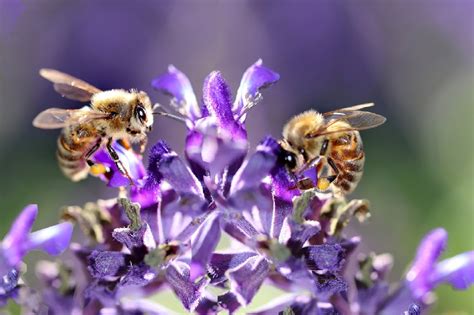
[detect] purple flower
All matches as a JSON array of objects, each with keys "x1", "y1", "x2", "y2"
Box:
[
  {"x1": 151, "y1": 61, "x2": 349, "y2": 310},
  {"x1": 153, "y1": 60, "x2": 278, "y2": 179},
  {"x1": 92, "y1": 141, "x2": 146, "y2": 188},
  {"x1": 380, "y1": 228, "x2": 474, "y2": 314},
  {"x1": 11, "y1": 61, "x2": 472, "y2": 314},
  {"x1": 0, "y1": 205, "x2": 73, "y2": 302},
  {"x1": 146, "y1": 61, "x2": 281, "y2": 276},
  {"x1": 406, "y1": 228, "x2": 474, "y2": 302},
  {"x1": 85, "y1": 198, "x2": 207, "y2": 311}
]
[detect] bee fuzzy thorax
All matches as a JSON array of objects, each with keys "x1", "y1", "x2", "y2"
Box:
[
  {"x1": 282, "y1": 110, "x2": 324, "y2": 145},
  {"x1": 91, "y1": 89, "x2": 136, "y2": 108}
]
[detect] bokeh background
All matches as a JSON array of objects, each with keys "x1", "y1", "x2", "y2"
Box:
[{"x1": 0, "y1": 0, "x2": 472, "y2": 313}]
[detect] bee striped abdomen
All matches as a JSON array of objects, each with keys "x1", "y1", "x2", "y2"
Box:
[
  {"x1": 56, "y1": 126, "x2": 97, "y2": 182},
  {"x1": 330, "y1": 131, "x2": 365, "y2": 194}
]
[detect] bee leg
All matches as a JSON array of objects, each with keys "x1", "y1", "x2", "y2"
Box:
[
  {"x1": 85, "y1": 142, "x2": 101, "y2": 166},
  {"x1": 106, "y1": 138, "x2": 134, "y2": 186},
  {"x1": 316, "y1": 157, "x2": 339, "y2": 191},
  {"x1": 327, "y1": 157, "x2": 339, "y2": 176},
  {"x1": 85, "y1": 141, "x2": 109, "y2": 176}
]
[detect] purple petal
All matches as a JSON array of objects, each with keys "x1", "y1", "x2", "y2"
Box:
[
  {"x1": 119, "y1": 263, "x2": 157, "y2": 287},
  {"x1": 230, "y1": 136, "x2": 279, "y2": 194},
  {"x1": 407, "y1": 303, "x2": 421, "y2": 315},
  {"x1": 195, "y1": 292, "x2": 241, "y2": 314},
  {"x1": 2, "y1": 204, "x2": 38, "y2": 254},
  {"x1": 202, "y1": 71, "x2": 243, "y2": 137},
  {"x1": 195, "y1": 295, "x2": 219, "y2": 315},
  {"x1": 84, "y1": 280, "x2": 116, "y2": 306},
  {"x1": 339, "y1": 236, "x2": 362, "y2": 258},
  {"x1": 0, "y1": 269, "x2": 19, "y2": 296},
  {"x1": 218, "y1": 292, "x2": 241, "y2": 313},
  {"x1": 152, "y1": 65, "x2": 200, "y2": 121},
  {"x1": 166, "y1": 261, "x2": 207, "y2": 311},
  {"x1": 227, "y1": 255, "x2": 270, "y2": 305},
  {"x1": 222, "y1": 213, "x2": 259, "y2": 246},
  {"x1": 208, "y1": 252, "x2": 258, "y2": 285},
  {"x1": 185, "y1": 121, "x2": 248, "y2": 178},
  {"x1": 190, "y1": 212, "x2": 221, "y2": 280},
  {"x1": 174, "y1": 211, "x2": 211, "y2": 243},
  {"x1": 274, "y1": 257, "x2": 316, "y2": 293},
  {"x1": 314, "y1": 273, "x2": 347, "y2": 298},
  {"x1": 88, "y1": 250, "x2": 129, "y2": 279},
  {"x1": 112, "y1": 223, "x2": 156, "y2": 250},
  {"x1": 432, "y1": 251, "x2": 474, "y2": 290},
  {"x1": 229, "y1": 183, "x2": 274, "y2": 236},
  {"x1": 233, "y1": 59, "x2": 280, "y2": 119},
  {"x1": 134, "y1": 140, "x2": 169, "y2": 208},
  {"x1": 145, "y1": 140, "x2": 169, "y2": 186},
  {"x1": 228, "y1": 137, "x2": 280, "y2": 235},
  {"x1": 286, "y1": 220, "x2": 321, "y2": 252},
  {"x1": 271, "y1": 165, "x2": 299, "y2": 205},
  {"x1": 357, "y1": 281, "x2": 390, "y2": 315},
  {"x1": 303, "y1": 244, "x2": 345, "y2": 272},
  {"x1": 270, "y1": 165, "x2": 299, "y2": 237},
  {"x1": 26, "y1": 222, "x2": 74, "y2": 256},
  {"x1": 152, "y1": 141, "x2": 204, "y2": 200},
  {"x1": 92, "y1": 141, "x2": 146, "y2": 187},
  {"x1": 406, "y1": 228, "x2": 447, "y2": 299}
]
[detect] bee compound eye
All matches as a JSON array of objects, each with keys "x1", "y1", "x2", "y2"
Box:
[
  {"x1": 285, "y1": 153, "x2": 297, "y2": 169},
  {"x1": 278, "y1": 149, "x2": 297, "y2": 170},
  {"x1": 136, "y1": 106, "x2": 147, "y2": 124}
]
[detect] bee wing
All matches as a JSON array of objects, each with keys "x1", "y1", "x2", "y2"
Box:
[
  {"x1": 33, "y1": 107, "x2": 109, "y2": 129},
  {"x1": 39, "y1": 69, "x2": 102, "y2": 102},
  {"x1": 306, "y1": 110, "x2": 386, "y2": 138},
  {"x1": 322, "y1": 102, "x2": 375, "y2": 116}
]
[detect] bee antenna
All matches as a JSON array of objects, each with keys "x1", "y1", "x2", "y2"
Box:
[
  {"x1": 152, "y1": 103, "x2": 162, "y2": 112},
  {"x1": 152, "y1": 103, "x2": 186, "y2": 123},
  {"x1": 153, "y1": 112, "x2": 187, "y2": 123}
]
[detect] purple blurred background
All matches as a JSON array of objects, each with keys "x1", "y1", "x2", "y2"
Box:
[{"x1": 0, "y1": 0, "x2": 472, "y2": 311}]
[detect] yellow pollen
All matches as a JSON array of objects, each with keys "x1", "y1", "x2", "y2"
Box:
[{"x1": 90, "y1": 164, "x2": 108, "y2": 176}]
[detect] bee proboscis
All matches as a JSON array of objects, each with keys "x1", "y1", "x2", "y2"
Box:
[{"x1": 278, "y1": 103, "x2": 386, "y2": 195}]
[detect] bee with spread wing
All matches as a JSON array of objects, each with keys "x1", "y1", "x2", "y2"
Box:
[{"x1": 33, "y1": 69, "x2": 157, "y2": 184}]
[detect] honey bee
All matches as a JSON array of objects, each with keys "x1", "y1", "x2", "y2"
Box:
[
  {"x1": 33, "y1": 69, "x2": 156, "y2": 184},
  {"x1": 278, "y1": 103, "x2": 386, "y2": 195}
]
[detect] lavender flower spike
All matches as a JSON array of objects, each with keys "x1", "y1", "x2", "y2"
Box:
[
  {"x1": 0, "y1": 204, "x2": 73, "y2": 301},
  {"x1": 382, "y1": 228, "x2": 473, "y2": 313},
  {"x1": 406, "y1": 228, "x2": 474, "y2": 301},
  {"x1": 0, "y1": 205, "x2": 73, "y2": 276}
]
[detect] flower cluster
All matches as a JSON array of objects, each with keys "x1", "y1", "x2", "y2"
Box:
[{"x1": 1, "y1": 61, "x2": 472, "y2": 314}]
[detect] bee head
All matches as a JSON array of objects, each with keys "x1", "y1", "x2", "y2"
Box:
[
  {"x1": 278, "y1": 139, "x2": 303, "y2": 172},
  {"x1": 130, "y1": 91, "x2": 154, "y2": 134}
]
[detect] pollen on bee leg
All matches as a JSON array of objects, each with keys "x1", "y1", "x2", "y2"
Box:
[
  {"x1": 90, "y1": 164, "x2": 108, "y2": 176},
  {"x1": 317, "y1": 178, "x2": 331, "y2": 191}
]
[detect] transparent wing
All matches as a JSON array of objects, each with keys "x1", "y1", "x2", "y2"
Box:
[
  {"x1": 33, "y1": 107, "x2": 109, "y2": 129},
  {"x1": 39, "y1": 69, "x2": 102, "y2": 102},
  {"x1": 323, "y1": 102, "x2": 374, "y2": 115},
  {"x1": 306, "y1": 110, "x2": 386, "y2": 138}
]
